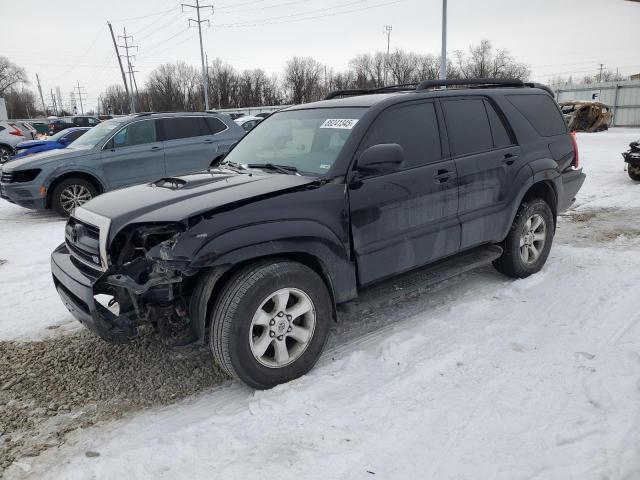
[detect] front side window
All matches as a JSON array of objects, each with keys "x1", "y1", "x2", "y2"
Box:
[
  {"x1": 360, "y1": 101, "x2": 441, "y2": 169},
  {"x1": 65, "y1": 130, "x2": 86, "y2": 142},
  {"x1": 442, "y1": 98, "x2": 493, "y2": 156},
  {"x1": 224, "y1": 107, "x2": 366, "y2": 175},
  {"x1": 113, "y1": 120, "x2": 157, "y2": 148}
]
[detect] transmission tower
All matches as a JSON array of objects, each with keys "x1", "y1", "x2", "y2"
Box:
[
  {"x1": 118, "y1": 27, "x2": 139, "y2": 113},
  {"x1": 182, "y1": 0, "x2": 214, "y2": 110}
]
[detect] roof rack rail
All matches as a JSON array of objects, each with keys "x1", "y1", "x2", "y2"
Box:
[
  {"x1": 415, "y1": 78, "x2": 523, "y2": 90},
  {"x1": 325, "y1": 78, "x2": 554, "y2": 100},
  {"x1": 324, "y1": 83, "x2": 419, "y2": 100}
]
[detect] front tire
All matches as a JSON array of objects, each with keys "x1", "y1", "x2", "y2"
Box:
[
  {"x1": 51, "y1": 177, "x2": 98, "y2": 216},
  {"x1": 628, "y1": 165, "x2": 640, "y2": 182},
  {"x1": 493, "y1": 199, "x2": 555, "y2": 279},
  {"x1": 210, "y1": 260, "x2": 332, "y2": 389},
  {"x1": 0, "y1": 146, "x2": 12, "y2": 164}
]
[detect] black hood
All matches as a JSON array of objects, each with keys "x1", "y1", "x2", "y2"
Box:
[{"x1": 81, "y1": 170, "x2": 318, "y2": 238}]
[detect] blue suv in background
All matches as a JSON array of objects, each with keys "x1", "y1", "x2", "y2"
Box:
[
  {"x1": 12, "y1": 127, "x2": 90, "y2": 159},
  {"x1": 0, "y1": 112, "x2": 245, "y2": 215}
]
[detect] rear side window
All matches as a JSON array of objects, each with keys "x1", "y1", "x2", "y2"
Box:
[
  {"x1": 161, "y1": 117, "x2": 208, "y2": 140},
  {"x1": 442, "y1": 98, "x2": 493, "y2": 156},
  {"x1": 506, "y1": 94, "x2": 567, "y2": 137},
  {"x1": 484, "y1": 100, "x2": 514, "y2": 148},
  {"x1": 363, "y1": 101, "x2": 441, "y2": 168},
  {"x1": 205, "y1": 117, "x2": 227, "y2": 134}
]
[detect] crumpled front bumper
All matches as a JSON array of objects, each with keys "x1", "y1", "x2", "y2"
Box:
[{"x1": 51, "y1": 243, "x2": 136, "y2": 343}]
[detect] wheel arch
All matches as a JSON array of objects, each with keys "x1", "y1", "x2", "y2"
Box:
[
  {"x1": 46, "y1": 171, "x2": 105, "y2": 207},
  {"x1": 190, "y1": 251, "x2": 347, "y2": 346}
]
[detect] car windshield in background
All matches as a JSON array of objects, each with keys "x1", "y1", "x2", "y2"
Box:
[
  {"x1": 48, "y1": 129, "x2": 73, "y2": 141},
  {"x1": 224, "y1": 107, "x2": 366, "y2": 175},
  {"x1": 68, "y1": 118, "x2": 126, "y2": 149}
]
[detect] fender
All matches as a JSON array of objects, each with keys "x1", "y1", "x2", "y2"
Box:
[
  {"x1": 46, "y1": 165, "x2": 107, "y2": 192},
  {"x1": 496, "y1": 163, "x2": 534, "y2": 241},
  {"x1": 187, "y1": 219, "x2": 357, "y2": 304},
  {"x1": 0, "y1": 143, "x2": 15, "y2": 154},
  {"x1": 498, "y1": 158, "x2": 560, "y2": 241}
]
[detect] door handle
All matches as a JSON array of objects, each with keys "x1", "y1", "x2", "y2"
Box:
[
  {"x1": 150, "y1": 146, "x2": 162, "y2": 151},
  {"x1": 203, "y1": 139, "x2": 214, "y2": 144},
  {"x1": 503, "y1": 153, "x2": 518, "y2": 165},
  {"x1": 433, "y1": 169, "x2": 452, "y2": 183}
]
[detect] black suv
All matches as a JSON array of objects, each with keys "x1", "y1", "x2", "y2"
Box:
[{"x1": 51, "y1": 79, "x2": 585, "y2": 389}]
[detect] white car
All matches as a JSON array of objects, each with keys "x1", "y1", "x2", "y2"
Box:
[
  {"x1": 234, "y1": 116, "x2": 263, "y2": 132},
  {"x1": 0, "y1": 121, "x2": 27, "y2": 164}
]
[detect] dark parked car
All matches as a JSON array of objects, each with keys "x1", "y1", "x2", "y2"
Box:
[
  {"x1": 48, "y1": 116, "x2": 101, "y2": 135},
  {"x1": 1, "y1": 112, "x2": 244, "y2": 215},
  {"x1": 12, "y1": 127, "x2": 90, "y2": 159},
  {"x1": 51, "y1": 79, "x2": 585, "y2": 389}
]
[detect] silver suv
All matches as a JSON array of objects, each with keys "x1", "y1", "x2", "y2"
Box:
[
  {"x1": 0, "y1": 112, "x2": 245, "y2": 215},
  {"x1": 0, "y1": 121, "x2": 27, "y2": 163}
]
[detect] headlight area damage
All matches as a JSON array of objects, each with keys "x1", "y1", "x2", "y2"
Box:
[{"x1": 57, "y1": 222, "x2": 208, "y2": 346}]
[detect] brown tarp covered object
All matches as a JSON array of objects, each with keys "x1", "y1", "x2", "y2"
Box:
[{"x1": 560, "y1": 101, "x2": 613, "y2": 132}]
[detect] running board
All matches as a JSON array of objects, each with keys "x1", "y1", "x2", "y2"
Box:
[{"x1": 338, "y1": 245, "x2": 503, "y2": 314}]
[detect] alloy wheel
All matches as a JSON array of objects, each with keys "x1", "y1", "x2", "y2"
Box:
[
  {"x1": 249, "y1": 287, "x2": 316, "y2": 368},
  {"x1": 519, "y1": 213, "x2": 547, "y2": 264},
  {"x1": 59, "y1": 184, "x2": 93, "y2": 213}
]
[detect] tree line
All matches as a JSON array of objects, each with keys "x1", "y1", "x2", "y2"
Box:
[
  {"x1": 101, "y1": 40, "x2": 532, "y2": 114},
  {"x1": 4, "y1": 39, "x2": 631, "y2": 118}
]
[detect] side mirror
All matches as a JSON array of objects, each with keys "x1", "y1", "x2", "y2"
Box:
[{"x1": 356, "y1": 143, "x2": 405, "y2": 176}]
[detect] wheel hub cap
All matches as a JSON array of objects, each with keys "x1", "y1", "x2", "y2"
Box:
[
  {"x1": 249, "y1": 288, "x2": 316, "y2": 368},
  {"x1": 519, "y1": 213, "x2": 547, "y2": 265}
]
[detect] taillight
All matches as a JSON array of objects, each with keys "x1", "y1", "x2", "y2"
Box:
[
  {"x1": 570, "y1": 131, "x2": 579, "y2": 169},
  {"x1": 9, "y1": 126, "x2": 23, "y2": 136}
]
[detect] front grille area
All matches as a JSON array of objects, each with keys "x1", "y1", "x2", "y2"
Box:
[
  {"x1": 1, "y1": 171, "x2": 13, "y2": 183},
  {"x1": 65, "y1": 216, "x2": 102, "y2": 270}
]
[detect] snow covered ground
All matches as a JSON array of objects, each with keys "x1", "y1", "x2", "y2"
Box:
[{"x1": 2, "y1": 129, "x2": 640, "y2": 479}]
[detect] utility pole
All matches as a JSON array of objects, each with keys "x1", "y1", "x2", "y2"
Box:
[
  {"x1": 598, "y1": 63, "x2": 605, "y2": 83},
  {"x1": 182, "y1": 0, "x2": 214, "y2": 110},
  {"x1": 108, "y1": 21, "x2": 133, "y2": 113},
  {"x1": 383, "y1": 25, "x2": 392, "y2": 86},
  {"x1": 440, "y1": 0, "x2": 447, "y2": 80},
  {"x1": 119, "y1": 27, "x2": 139, "y2": 113},
  {"x1": 36, "y1": 73, "x2": 47, "y2": 116},
  {"x1": 50, "y1": 89, "x2": 58, "y2": 116},
  {"x1": 74, "y1": 81, "x2": 87, "y2": 114}
]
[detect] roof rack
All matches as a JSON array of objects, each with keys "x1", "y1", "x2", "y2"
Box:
[
  {"x1": 325, "y1": 78, "x2": 554, "y2": 101},
  {"x1": 324, "y1": 83, "x2": 419, "y2": 100}
]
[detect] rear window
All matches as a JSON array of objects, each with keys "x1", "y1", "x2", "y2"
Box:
[
  {"x1": 507, "y1": 94, "x2": 567, "y2": 137},
  {"x1": 205, "y1": 117, "x2": 227, "y2": 134}
]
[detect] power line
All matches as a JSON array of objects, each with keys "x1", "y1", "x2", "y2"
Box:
[{"x1": 215, "y1": 0, "x2": 406, "y2": 28}]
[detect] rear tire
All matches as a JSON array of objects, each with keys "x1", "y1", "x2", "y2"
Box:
[
  {"x1": 628, "y1": 165, "x2": 640, "y2": 182},
  {"x1": 51, "y1": 177, "x2": 98, "y2": 216},
  {"x1": 210, "y1": 260, "x2": 332, "y2": 389},
  {"x1": 493, "y1": 199, "x2": 555, "y2": 279}
]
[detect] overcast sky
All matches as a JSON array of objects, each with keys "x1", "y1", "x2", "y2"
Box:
[{"x1": 2, "y1": 0, "x2": 639, "y2": 112}]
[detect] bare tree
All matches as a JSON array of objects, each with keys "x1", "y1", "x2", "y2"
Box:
[
  {"x1": 454, "y1": 40, "x2": 530, "y2": 80},
  {"x1": 0, "y1": 57, "x2": 28, "y2": 96},
  {"x1": 284, "y1": 56, "x2": 324, "y2": 104},
  {"x1": 4, "y1": 88, "x2": 38, "y2": 118},
  {"x1": 101, "y1": 85, "x2": 131, "y2": 115}
]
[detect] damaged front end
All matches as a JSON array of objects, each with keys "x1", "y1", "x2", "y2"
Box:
[{"x1": 52, "y1": 217, "x2": 205, "y2": 345}]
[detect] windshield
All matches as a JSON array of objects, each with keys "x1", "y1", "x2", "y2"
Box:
[
  {"x1": 224, "y1": 107, "x2": 366, "y2": 175},
  {"x1": 68, "y1": 118, "x2": 127, "y2": 149}
]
